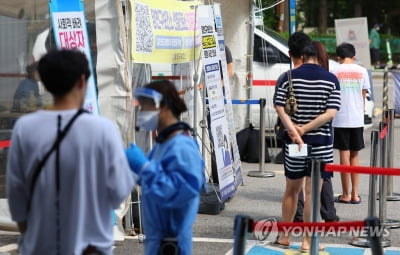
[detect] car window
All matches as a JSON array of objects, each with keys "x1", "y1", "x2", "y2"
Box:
[
  {"x1": 253, "y1": 34, "x2": 290, "y2": 64},
  {"x1": 262, "y1": 27, "x2": 288, "y2": 46}
]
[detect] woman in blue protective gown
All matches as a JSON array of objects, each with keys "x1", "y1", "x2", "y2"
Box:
[{"x1": 125, "y1": 80, "x2": 205, "y2": 255}]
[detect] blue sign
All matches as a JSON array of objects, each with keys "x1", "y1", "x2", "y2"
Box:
[{"x1": 290, "y1": 0, "x2": 296, "y2": 34}]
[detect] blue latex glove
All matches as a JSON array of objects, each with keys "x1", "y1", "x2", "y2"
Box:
[{"x1": 125, "y1": 143, "x2": 149, "y2": 174}]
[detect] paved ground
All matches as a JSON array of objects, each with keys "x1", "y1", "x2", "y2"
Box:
[{"x1": 1, "y1": 70, "x2": 400, "y2": 254}]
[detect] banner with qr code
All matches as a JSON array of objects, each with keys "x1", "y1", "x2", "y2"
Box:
[
  {"x1": 130, "y1": 0, "x2": 201, "y2": 64},
  {"x1": 198, "y1": 5, "x2": 235, "y2": 201},
  {"x1": 49, "y1": 0, "x2": 99, "y2": 114},
  {"x1": 213, "y1": 3, "x2": 243, "y2": 188}
]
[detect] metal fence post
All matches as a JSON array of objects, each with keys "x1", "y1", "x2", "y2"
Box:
[
  {"x1": 310, "y1": 159, "x2": 321, "y2": 255},
  {"x1": 248, "y1": 98, "x2": 275, "y2": 178},
  {"x1": 351, "y1": 131, "x2": 390, "y2": 247},
  {"x1": 233, "y1": 215, "x2": 253, "y2": 255},
  {"x1": 378, "y1": 121, "x2": 399, "y2": 234},
  {"x1": 369, "y1": 131, "x2": 379, "y2": 218},
  {"x1": 366, "y1": 217, "x2": 384, "y2": 255},
  {"x1": 383, "y1": 109, "x2": 400, "y2": 200},
  {"x1": 382, "y1": 67, "x2": 389, "y2": 112}
]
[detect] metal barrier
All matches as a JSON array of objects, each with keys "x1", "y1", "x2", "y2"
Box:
[
  {"x1": 124, "y1": 188, "x2": 145, "y2": 242},
  {"x1": 377, "y1": 122, "x2": 395, "y2": 234},
  {"x1": 382, "y1": 67, "x2": 389, "y2": 112},
  {"x1": 233, "y1": 215, "x2": 253, "y2": 255},
  {"x1": 351, "y1": 131, "x2": 390, "y2": 247},
  {"x1": 312, "y1": 161, "x2": 386, "y2": 254},
  {"x1": 310, "y1": 160, "x2": 322, "y2": 254},
  {"x1": 232, "y1": 215, "x2": 385, "y2": 255},
  {"x1": 366, "y1": 217, "x2": 385, "y2": 255},
  {"x1": 378, "y1": 115, "x2": 400, "y2": 230},
  {"x1": 234, "y1": 160, "x2": 387, "y2": 254},
  {"x1": 203, "y1": 98, "x2": 275, "y2": 178},
  {"x1": 247, "y1": 98, "x2": 275, "y2": 178},
  {"x1": 382, "y1": 109, "x2": 400, "y2": 201}
]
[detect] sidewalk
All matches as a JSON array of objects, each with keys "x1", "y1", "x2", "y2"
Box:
[
  {"x1": 187, "y1": 110, "x2": 400, "y2": 254},
  {"x1": 1, "y1": 71, "x2": 399, "y2": 255}
]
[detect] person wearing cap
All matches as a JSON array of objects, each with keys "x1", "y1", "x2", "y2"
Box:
[
  {"x1": 125, "y1": 80, "x2": 205, "y2": 255},
  {"x1": 369, "y1": 24, "x2": 381, "y2": 68}
]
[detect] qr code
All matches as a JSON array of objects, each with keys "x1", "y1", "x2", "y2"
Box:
[
  {"x1": 216, "y1": 125, "x2": 224, "y2": 148},
  {"x1": 135, "y1": 3, "x2": 153, "y2": 53}
]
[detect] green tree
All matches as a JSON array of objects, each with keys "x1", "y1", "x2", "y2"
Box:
[
  {"x1": 260, "y1": 0, "x2": 400, "y2": 35},
  {"x1": 318, "y1": 0, "x2": 327, "y2": 33},
  {"x1": 300, "y1": 0, "x2": 400, "y2": 35},
  {"x1": 260, "y1": 0, "x2": 279, "y2": 30}
]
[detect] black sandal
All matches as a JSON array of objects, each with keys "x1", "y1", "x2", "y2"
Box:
[{"x1": 270, "y1": 236, "x2": 290, "y2": 249}]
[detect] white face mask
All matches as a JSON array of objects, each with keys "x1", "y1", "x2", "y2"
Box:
[{"x1": 137, "y1": 110, "x2": 159, "y2": 131}]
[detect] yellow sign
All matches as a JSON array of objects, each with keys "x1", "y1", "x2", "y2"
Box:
[
  {"x1": 201, "y1": 35, "x2": 216, "y2": 49},
  {"x1": 130, "y1": 0, "x2": 201, "y2": 63}
]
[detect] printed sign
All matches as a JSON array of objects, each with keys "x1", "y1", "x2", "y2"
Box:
[
  {"x1": 213, "y1": 3, "x2": 243, "y2": 188},
  {"x1": 198, "y1": 5, "x2": 235, "y2": 201},
  {"x1": 335, "y1": 17, "x2": 371, "y2": 68},
  {"x1": 130, "y1": 0, "x2": 201, "y2": 63},
  {"x1": 49, "y1": 0, "x2": 99, "y2": 114}
]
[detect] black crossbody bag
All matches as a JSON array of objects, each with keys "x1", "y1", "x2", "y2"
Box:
[{"x1": 28, "y1": 109, "x2": 86, "y2": 211}]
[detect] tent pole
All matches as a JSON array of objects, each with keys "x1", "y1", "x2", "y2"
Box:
[{"x1": 245, "y1": 0, "x2": 254, "y2": 127}]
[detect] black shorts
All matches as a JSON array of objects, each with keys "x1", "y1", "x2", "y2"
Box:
[
  {"x1": 333, "y1": 127, "x2": 365, "y2": 151},
  {"x1": 370, "y1": 48, "x2": 380, "y2": 64},
  {"x1": 284, "y1": 143, "x2": 333, "y2": 179}
]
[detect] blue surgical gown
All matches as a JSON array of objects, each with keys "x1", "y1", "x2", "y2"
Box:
[{"x1": 138, "y1": 133, "x2": 204, "y2": 255}]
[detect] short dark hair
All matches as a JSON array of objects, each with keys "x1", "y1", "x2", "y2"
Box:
[
  {"x1": 302, "y1": 43, "x2": 318, "y2": 60},
  {"x1": 26, "y1": 62, "x2": 38, "y2": 75},
  {"x1": 336, "y1": 43, "x2": 356, "y2": 59},
  {"x1": 145, "y1": 80, "x2": 187, "y2": 118},
  {"x1": 288, "y1": 32, "x2": 312, "y2": 58},
  {"x1": 38, "y1": 49, "x2": 90, "y2": 97},
  {"x1": 374, "y1": 24, "x2": 381, "y2": 29}
]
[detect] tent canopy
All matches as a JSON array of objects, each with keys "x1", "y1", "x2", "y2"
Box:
[{"x1": 0, "y1": 0, "x2": 49, "y2": 19}]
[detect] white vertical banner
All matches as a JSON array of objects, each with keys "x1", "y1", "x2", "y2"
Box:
[
  {"x1": 335, "y1": 17, "x2": 371, "y2": 69},
  {"x1": 198, "y1": 5, "x2": 235, "y2": 201},
  {"x1": 49, "y1": 1, "x2": 99, "y2": 114},
  {"x1": 392, "y1": 71, "x2": 400, "y2": 115},
  {"x1": 213, "y1": 3, "x2": 243, "y2": 188}
]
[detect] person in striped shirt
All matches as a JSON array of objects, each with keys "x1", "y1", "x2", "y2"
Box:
[{"x1": 273, "y1": 43, "x2": 341, "y2": 252}]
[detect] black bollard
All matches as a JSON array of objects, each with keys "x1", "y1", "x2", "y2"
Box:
[
  {"x1": 366, "y1": 217, "x2": 384, "y2": 255},
  {"x1": 233, "y1": 215, "x2": 254, "y2": 255}
]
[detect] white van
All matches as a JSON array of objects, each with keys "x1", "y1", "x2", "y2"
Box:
[{"x1": 251, "y1": 27, "x2": 291, "y2": 130}]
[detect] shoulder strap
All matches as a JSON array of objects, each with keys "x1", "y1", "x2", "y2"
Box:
[
  {"x1": 287, "y1": 70, "x2": 293, "y2": 90},
  {"x1": 29, "y1": 109, "x2": 86, "y2": 203}
]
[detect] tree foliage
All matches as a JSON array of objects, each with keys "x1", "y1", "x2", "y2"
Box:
[{"x1": 260, "y1": 0, "x2": 400, "y2": 36}]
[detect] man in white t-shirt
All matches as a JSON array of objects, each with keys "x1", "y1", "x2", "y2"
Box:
[
  {"x1": 332, "y1": 42, "x2": 370, "y2": 205},
  {"x1": 7, "y1": 49, "x2": 136, "y2": 255}
]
